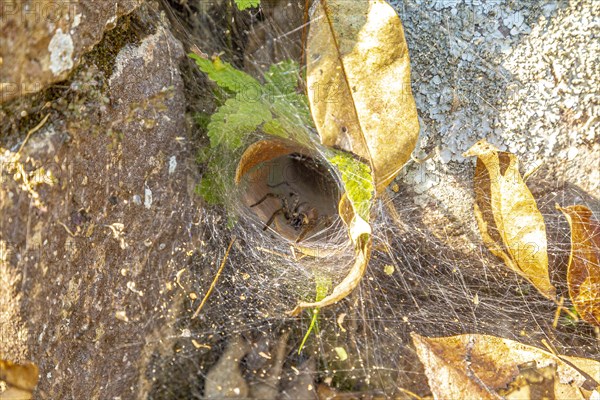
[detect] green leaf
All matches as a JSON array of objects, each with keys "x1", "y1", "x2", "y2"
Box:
[
  {"x1": 189, "y1": 54, "x2": 261, "y2": 95},
  {"x1": 190, "y1": 57, "x2": 316, "y2": 207},
  {"x1": 264, "y1": 60, "x2": 300, "y2": 95},
  {"x1": 234, "y1": 0, "x2": 260, "y2": 10},
  {"x1": 193, "y1": 112, "x2": 212, "y2": 131},
  {"x1": 329, "y1": 153, "x2": 374, "y2": 221},
  {"x1": 196, "y1": 172, "x2": 224, "y2": 205},
  {"x1": 298, "y1": 275, "x2": 332, "y2": 354},
  {"x1": 207, "y1": 98, "x2": 272, "y2": 150},
  {"x1": 262, "y1": 119, "x2": 289, "y2": 138}
]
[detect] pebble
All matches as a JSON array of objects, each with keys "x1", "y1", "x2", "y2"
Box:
[
  {"x1": 542, "y1": 3, "x2": 558, "y2": 18},
  {"x1": 461, "y1": 52, "x2": 474, "y2": 62},
  {"x1": 439, "y1": 148, "x2": 453, "y2": 164},
  {"x1": 168, "y1": 156, "x2": 177, "y2": 174}
]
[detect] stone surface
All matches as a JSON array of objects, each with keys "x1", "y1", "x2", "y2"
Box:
[
  {"x1": 0, "y1": 0, "x2": 142, "y2": 103},
  {"x1": 0, "y1": 8, "x2": 201, "y2": 398},
  {"x1": 389, "y1": 0, "x2": 599, "y2": 253}
]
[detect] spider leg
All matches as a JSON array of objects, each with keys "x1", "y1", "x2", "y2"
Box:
[
  {"x1": 295, "y1": 225, "x2": 313, "y2": 243},
  {"x1": 263, "y1": 208, "x2": 284, "y2": 231},
  {"x1": 294, "y1": 201, "x2": 309, "y2": 212},
  {"x1": 267, "y1": 181, "x2": 291, "y2": 190},
  {"x1": 295, "y1": 208, "x2": 320, "y2": 242},
  {"x1": 250, "y1": 192, "x2": 279, "y2": 208}
]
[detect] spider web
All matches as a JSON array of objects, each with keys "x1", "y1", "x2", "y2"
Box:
[{"x1": 148, "y1": 0, "x2": 599, "y2": 397}]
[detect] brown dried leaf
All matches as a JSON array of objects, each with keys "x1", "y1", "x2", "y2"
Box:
[
  {"x1": 411, "y1": 333, "x2": 599, "y2": 399},
  {"x1": 557, "y1": 204, "x2": 600, "y2": 326},
  {"x1": 306, "y1": 0, "x2": 420, "y2": 193},
  {"x1": 234, "y1": 139, "x2": 310, "y2": 184},
  {"x1": 463, "y1": 139, "x2": 556, "y2": 300},
  {"x1": 203, "y1": 336, "x2": 250, "y2": 398},
  {"x1": 289, "y1": 193, "x2": 372, "y2": 315},
  {"x1": 237, "y1": 140, "x2": 373, "y2": 314},
  {"x1": 561, "y1": 355, "x2": 600, "y2": 386},
  {"x1": 0, "y1": 359, "x2": 39, "y2": 394},
  {"x1": 289, "y1": 214, "x2": 371, "y2": 316}
]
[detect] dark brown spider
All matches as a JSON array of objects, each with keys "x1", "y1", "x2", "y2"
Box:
[{"x1": 250, "y1": 183, "x2": 319, "y2": 242}]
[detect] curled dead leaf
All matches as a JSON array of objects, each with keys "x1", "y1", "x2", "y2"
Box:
[
  {"x1": 411, "y1": 333, "x2": 600, "y2": 399},
  {"x1": 237, "y1": 139, "x2": 374, "y2": 315},
  {"x1": 235, "y1": 139, "x2": 343, "y2": 244},
  {"x1": 289, "y1": 228, "x2": 371, "y2": 316},
  {"x1": 234, "y1": 139, "x2": 310, "y2": 185},
  {"x1": 463, "y1": 139, "x2": 556, "y2": 300},
  {"x1": 289, "y1": 189, "x2": 372, "y2": 315},
  {"x1": 306, "y1": 0, "x2": 419, "y2": 194},
  {"x1": 556, "y1": 204, "x2": 600, "y2": 326}
]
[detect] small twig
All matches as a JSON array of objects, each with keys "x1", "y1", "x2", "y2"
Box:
[
  {"x1": 18, "y1": 114, "x2": 50, "y2": 154},
  {"x1": 552, "y1": 295, "x2": 565, "y2": 328},
  {"x1": 523, "y1": 161, "x2": 543, "y2": 182},
  {"x1": 175, "y1": 268, "x2": 186, "y2": 290},
  {"x1": 410, "y1": 147, "x2": 436, "y2": 164},
  {"x1": 57, "y1": 221, "x2": 76, "y2": 237},
  {"x1": 192, "y1": 236, "x2": 236, "y2": 319},
  {"x1": 397, "y1": 387, "x2": 425, "y2": 400},
  {"x1": 552, "y1": 295, "x2": 579, "y2": 323},
  {"x1": 541, "y1": 338, "x2": 558, "y2": 356},
  {"x1": 257, "y1": 246, "x2": 291, "y2": 260},
  {"x1": 562, "y1": 306, "x2": 580, "y2": 321}
]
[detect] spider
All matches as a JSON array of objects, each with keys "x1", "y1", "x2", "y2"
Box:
[{"x1": 250, "y1": 183, "x2": 319, "y2": 242}]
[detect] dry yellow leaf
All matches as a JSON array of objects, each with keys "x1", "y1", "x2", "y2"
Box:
[
  {"x1": 289, "y1": 241, "x2": 370, "y2": 316},
  {"x1": 463, "y1": 139, "x2": 556, "y2": 300},
  {"x1": 561, "y1": 355, "x2": 600, "y2": 385},
  {"x1": 557, "y1": 204, "x2": 600, "y2": 326},
  {"x1": 0, "y1": 359, "x2": 39, "y2": 396},
  {"x1": 411, "y1": 333, "x2": 599, "y2": 399},
  {"x1": 306, "y1": 0, "x2": 419, "y2": 194}
]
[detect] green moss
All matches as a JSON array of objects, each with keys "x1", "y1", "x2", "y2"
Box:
[
  {"x1": 234, "y1": 0, "x2": 260, "y2": 10},
  {"x1": 329, "y1": 153, "x2": 374, "y2": 221},
  {"x1": 0, "y1": 12, "x2": 149, "y2": 143},
  {"x1": 83, "y1": 14, "x2": 146, "y2": 79}
]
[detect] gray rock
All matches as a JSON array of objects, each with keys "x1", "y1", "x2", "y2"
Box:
[
  {"x1": 0, "y1": 0, "x2": 141, "y2": 104},
  {"x1": 0, "y1": 7, "x2": 201, "y2": 399}
]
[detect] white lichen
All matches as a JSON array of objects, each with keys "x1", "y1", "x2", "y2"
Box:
[
  {"x1": 48, "y1": 28, "x2": 74, "y2": 76},
  {"x1": 144, "y1": 187, "x2": 153, "y2": 209},
  {"x1": 168, "y1": 156, "x2": 177, "y2": 175}
]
